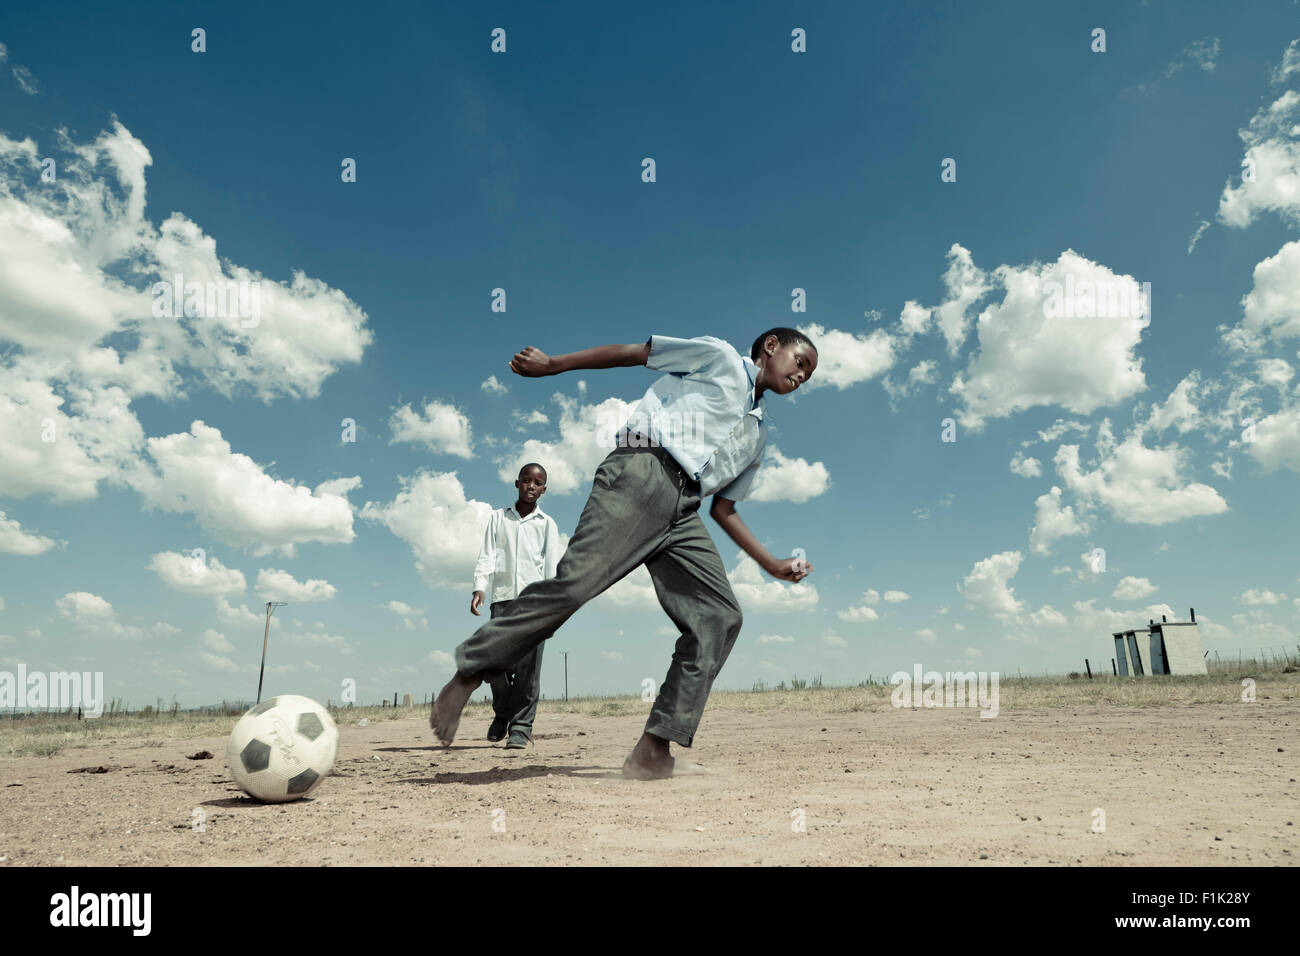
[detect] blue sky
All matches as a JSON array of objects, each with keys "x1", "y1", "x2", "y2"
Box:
[{"x1": 1, "y1": 1, "x2": 1298, "y2": 709}]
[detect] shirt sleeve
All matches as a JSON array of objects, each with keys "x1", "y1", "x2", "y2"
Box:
[
  {"x1": 543, "y1": 517, "x2": 562, "y2": 579},
  {"x1": 472, "y1": 511, "x2": 497, "y2": 594},
  {"x1": 646, "y1": 334, "x2": 731, "y2": 376},
  {"x1": 714, "y1": 444, "x2": 765, "y2": 502}
]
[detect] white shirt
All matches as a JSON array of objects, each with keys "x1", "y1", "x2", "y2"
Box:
[
  {"x1": 617, "y1": 334, "x2": 767, "y2": 500},
  {"x1": 472, "y1": 504, "x2": 562, "y2": 604}
]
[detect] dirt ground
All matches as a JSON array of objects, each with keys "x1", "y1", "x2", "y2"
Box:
[{"x1": 1, "y1": 701, "x2": 1296, "y2": 866}]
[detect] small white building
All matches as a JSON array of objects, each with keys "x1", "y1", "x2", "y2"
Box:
[{"x1": 1113, "y1": 609, "x2": 1206, "y2": 676}]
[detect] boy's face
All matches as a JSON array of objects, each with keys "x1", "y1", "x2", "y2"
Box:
[
  {"x1": 515, "y1": 466, "x2": 547, "y2": 503},
  {"x1": 760, "y1": 338, "x2": 818, "y2": 394}
]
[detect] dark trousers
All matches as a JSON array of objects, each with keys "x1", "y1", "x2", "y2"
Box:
[
  {"x1": 486, "y1": 599, "x2": 546, "y2": 737},
  {"x1": 455, "y1": 445, "x2": 744, "y2": 747}
]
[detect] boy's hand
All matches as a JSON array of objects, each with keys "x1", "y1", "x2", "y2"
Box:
[
  {"x1": 470, "y1": 590, "x2": 485, "y2": 615},
  {"x1": 768, "y1": 557, "x2": 814, "y2": 583},
  {"x1": 509, "y1": 346, "x2": 554, "y2": 377}
]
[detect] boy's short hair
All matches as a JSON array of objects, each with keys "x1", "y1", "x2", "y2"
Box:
[
  {"x1": 751, "y1": 327, "x2": 818, "y2": 362},
  {"x1": 519, "y1": 462, "x2": 547, "y2": 482}
]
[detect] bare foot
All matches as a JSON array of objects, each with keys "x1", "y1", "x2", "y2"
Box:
[
  {"x1": 621, "y1": 731, "x2": 674, "y2": 780},
  {"x1": 430, "y1": 673, "x2": 482, "y2": 746}
]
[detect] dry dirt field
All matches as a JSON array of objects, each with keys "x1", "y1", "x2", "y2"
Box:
[{"x1": 1, "y1": 689, "x2": 1297, "y2": 866}]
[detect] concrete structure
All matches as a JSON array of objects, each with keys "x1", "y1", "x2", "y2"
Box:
[{"x1": 1113, "y1": 609, "x2": 1207, "y2": 677}]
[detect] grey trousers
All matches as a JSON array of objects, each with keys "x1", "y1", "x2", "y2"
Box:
[
  {"x1": 486, "y1": 600, "x2": 545, "y2": 737},
  {"x1": 454, "y1": 446, "x2": 744, "y2": 747}
]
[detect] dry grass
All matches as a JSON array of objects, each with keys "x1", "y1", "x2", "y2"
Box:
[{"x1": 3, "y1": 658, "x2": 1295, "y2": 759}]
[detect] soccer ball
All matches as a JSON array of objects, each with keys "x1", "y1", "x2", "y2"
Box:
[{"x1": 226, "y1": 695, "x2": 339, "y2": 803}]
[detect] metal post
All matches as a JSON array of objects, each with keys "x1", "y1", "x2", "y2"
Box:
[
  {"x1": 256, "y1": 601, "x2": 288, "y2": 705},
  {"x1": 563, "y1": 651, "x2": 569, "y2": 702}
]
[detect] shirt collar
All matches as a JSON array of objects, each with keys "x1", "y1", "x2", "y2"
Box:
[
  {"x1": 742, "y1": 356, "x2": 767, "y2": 421},
  {"x1": 506, "y1": 504, "x2": 546, "y2": 520}
]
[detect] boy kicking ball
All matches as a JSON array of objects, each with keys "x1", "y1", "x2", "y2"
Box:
[{"x1": 431, "y1": 328, "x2": 818, "y2": 779}]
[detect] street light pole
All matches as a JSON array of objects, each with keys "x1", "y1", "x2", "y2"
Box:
[{"x1": 256, "y1": 602, "x2": 288, "y2": 705}]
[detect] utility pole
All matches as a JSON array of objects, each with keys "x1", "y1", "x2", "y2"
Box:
[
  {"x1": 256, "y1": 602, "x2": 288, "y2": 704},
  {"x1": 563, "y1": 651, "x2": 569, "y2": 702}
]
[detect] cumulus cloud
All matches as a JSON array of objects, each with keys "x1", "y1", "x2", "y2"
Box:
[
  {"x1": 55, "y1": 591, "x2": 172, "y2": 640},
  {"x1": 389, "y1": 399, "x2": 473, "y2": 457},
  {"x1": 747, "y1": 446, "x2": 831, "y2": 503},
  {"x1": 757, "y1": 634, "x2": 795, "y2": 644},
  {"x1": 1239, "y1": 588, "x2": 1286, "y2": 605},
  {"x1": 958, "y1": 552, "x2": 1027, "y2": 621},
  {"x1": 790, "y1": 322, "x2": 896, "y2": 389},
  {"x1": 1010, "y1": 452, "x2": 1042, "y2": 478},
  {"x1": 0, "y1": 120, "x2": 371, "y2": 515},
  {"x1": 201, "y1": 629, "x2": 235, "y2": 653},
  {"x1": 0, "y1": 510, "x2": 58, "y2": 555},
  {"x1": 148, "y1": 551, "x2": 246, "y2": 596},
  {"x1": 1029, "y1": 485, "x2": 1090, "y2": 555},
  {"x1": 1113, "y1": 576, "x2": 1156, "y2": 600},
  {"x1": 385, "y1": 600, "x2": 429, "y2": 630},
  {"x1": 728, "y1": 550, "x2": 818, "y2": 612},
  {"x1": 948, "y1": 249, "x2": 1150, "y2": 431},
  {"x1": 135, "y1": 421, "x2": 360, "y2": 557},
  {"x1": 481, "y1": 375, "x2": 509, "y2": 395},
  {"x1": 1218, "y1": 87, "x2": 1300, "y2": 229},
  {"x1": 361, "y1": 470, "x2": 495, "y2": 590},
  {"x1": 1053, "y1": 419, "x2": 1228, "y2": 525},
  {"x1": 256, "y1": 568, "x2": 337, "y2": 603}
]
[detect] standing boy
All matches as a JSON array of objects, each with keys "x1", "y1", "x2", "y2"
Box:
[
  {"x1": 432, "y1": 328, "x2": 818, "y2": 779},
  {"x1": 471, "y1": 462, "x2": 561, "y2": 749}
]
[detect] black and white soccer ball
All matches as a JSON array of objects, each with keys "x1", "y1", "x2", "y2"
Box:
[{"x1": 226, "y1": 694, "x2": 339, "y2": 803}]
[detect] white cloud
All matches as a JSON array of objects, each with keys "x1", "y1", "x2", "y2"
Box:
[
  {"x1": 959, "y1": 552, "x2": 1026, "y2": 621},
  {"x1": 201, "y1": 629, "x2": 235, "y2": 653},
  {"x1": 0, "y1": 510, "x2": 58, "y2": 555},
  {"x1": 389, "y1": 399, "x2": 473, "y2": 457},
  {"x1": 757, "y1": 634, "x2": 795, "y2": 644},
  {"x1": 822, "y1": 633, "x2": 848, "y2": 650},
  {"x1": 1145, "y1": 374, "x2": 1203, "y2": 434},
  {"x1": 949, "y1": 249, "x2": 1149, "y2": 431},
  {"x1": 216, "y1": 597, "x2": 262, "y2": 629},
  {"x1": 428, "y1": 649, "x2": 456, "y2": 672},
  {"x1": 728, "y1": 550, "x2": 818, "y2": 612},
  {"x1": 600, "y1": 650, "x2": 624, "y2": 661},
  {"x1": 1029, "y1": 485, "x2": 1090, "y2": 555},
  {"x1": 1239, "y1": 588, "x2": 1286, "y2": 606},
  {"x1": 1273, "y1": 39, "x2": 1300, "y2": 84},
  {"x1": 385, "y1": 600, "x2": 429, "y2": 631},
  {"x1": 135, "y1": 421, "x2": 360, "y2": 557},
  {"x1": 512, "y1": 409, "x2": 550, "y2": 428},
  {"x1": 148, "y1": 551, "x2": 246, "y2": 596},
  {"x1": 0, "y1": 120, "x2": 370, "y2": 518},
  {"x1": 748, "y1": 446, "x2": 831, "y2": 503},
  {"x1": 1242, "y1": 403, "x2": 1300, "y2": 473},
  {"x1": 1187, "y1": 219, "x2": 1210, "y2": 254},
  {"x1": 914, "y1": 628, "x2": 936, "y2": 644},
  {"x1": 1113, "y1": 576, "x2": 1156, "y2": 600},
  {"x1": 1010, "y1": 452, "x2": 1042, "y2": 478},
  {"x1": 934, "y1": 244, "x2": 993, "y2": 356},
  {"x1": 481, "y1": 375, "x2": 509, "y2": 395},
  {"x1": 361, "y1": 470, "x2": 494, "y2": 590},
  {"x1": 791, "y1": 322, "x2": 896, "y2": 390},
  {"x1": 883, "y1": 590, "x2": 910, "y2": 603},
  {"x1": 836, "y1": 605, "x2": 879, "y2": 623},
  {"x1": 1219, "y1": 89, "x2": 1300, "y2": 229},
  {"x1": 54, "y1": 590, "x2": 168, "y2": 640},
  {"x1": 256, "y1": 568, "x2": 337, "y2": 603},
  {"x1": 1054, "y1": 419, "x2": 1228, "y2": 525},
  {"x1": 1238, "y1": 241, "x2": 1300, "y2": 344}
]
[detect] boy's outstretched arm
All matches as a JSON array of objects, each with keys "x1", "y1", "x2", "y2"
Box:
[
  {"x1": 509, "y1": 341, "x2": 650, "y2": 377},
  {"x1": 710, "y1": 496, "x2": 813, "y2": 583}
]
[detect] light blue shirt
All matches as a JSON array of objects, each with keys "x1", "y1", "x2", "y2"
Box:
[{"x1": 616, "y1": 334, "x2": 767, "y2": 500}]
